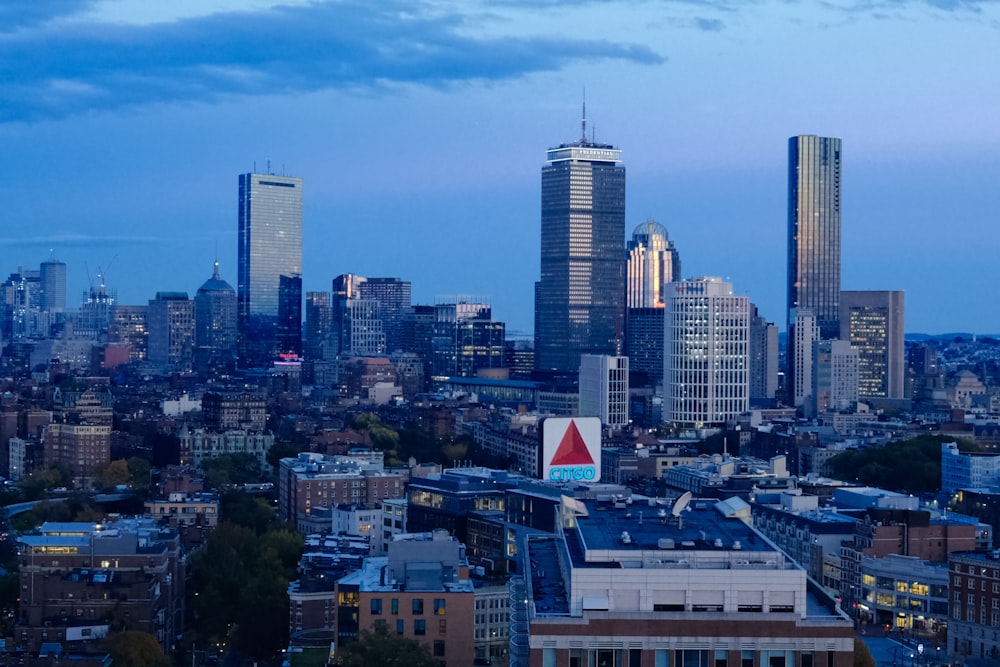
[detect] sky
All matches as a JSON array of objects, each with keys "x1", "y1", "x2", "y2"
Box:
[{"x1": 2, "y1": 0, "x2": 999, "y2": 337}]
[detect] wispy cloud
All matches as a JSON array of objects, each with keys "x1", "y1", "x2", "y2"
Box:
[
  {"x1": 0, "y1": 0, "x2": 664, "y2": 123},
  {"x1": 0, "y1": 0, "x2": 98, "y2": 33},
  {"x1": 2, "y1": 234, "x2": 167, "y2": 246}
]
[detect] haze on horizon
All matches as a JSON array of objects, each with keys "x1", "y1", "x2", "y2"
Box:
[{"x1": 2, "y1": 0, "x2": 999, "y2": 336}]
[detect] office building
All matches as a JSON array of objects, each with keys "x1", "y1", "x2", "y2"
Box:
[
  {"x1": 812, "y1": 339, "x2": 859, "y2": 415},
  {"x1": 535, "y1": 113, "x2": 626, "y2": 373},
  {"x1": 749, "y1": 306, "x2": 778, "y2": 406},
  {"x1": 790, "y1": 310, "x2": 819, "y2": 410},
  {"x1": 194, "y1": 261, "x2": 237, "y2": 357},
  {"x1": 578, "y1": 354, "x2": 629, "y2": 429},
  {"x1": 237, "y1": 172, "x2": 303, "y2": 365},
  {"x1": 787, "y1": 135, "x2": 842, "y2": 339},
  {"x1": 304, "y1": 291, "x2": 335, "y2": 361},
  {"x1": 44, "y1": 423, "x2": 110, "y2": 486},
  {"x1": 519, "y1": 496, "x2": 854, "y2": 667},
  {"x1": 39, "y1": 257, "x2": 67, "y2": 312},
  {"x1": 839, "y1": 290, "x2": 905, "y2": 399},
  {"x1": 663, "y1": 277, "x2": 750, "y2": 427},
  {"x1": 431, "y1": 299, "x2": 505, "y2": 379},
  {"x1": 332, "y1": 274, "x2": 386, "y2": 357},
  {"x1": 626, "y1": 219, "x2": 680, "y2": 309},
  {"x1": 357, "y1": 277, "x2": 411, "y2": 354},
  {"x1": 108, "y1": 305, "x2": 148, "y2": 362},
  {"x1": 147, "y1": 291, "x2": 195, "y2": 371}
]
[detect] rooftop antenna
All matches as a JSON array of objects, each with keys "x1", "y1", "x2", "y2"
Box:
[
  {"x1": 580, "y1": 88, "x2": 587, "y2": 143},
  {"x1": 267, "y1": 158, "x2": 271, "y2": 175}
]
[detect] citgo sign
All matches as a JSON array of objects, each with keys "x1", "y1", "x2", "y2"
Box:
[{"x1": 540, "y1": 417, "x2": 601, "y2": 483}]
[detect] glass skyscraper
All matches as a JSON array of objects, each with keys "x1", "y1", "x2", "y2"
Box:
[
  {"x1": 535, "y1": 127, "x2": 626, "y2": 373},
  {"x1": 237, "y1": 172, "x2": 303, "y2": 365},
  {"x1": 787, "y1": 135, "x2": 842, "y2": 339}
]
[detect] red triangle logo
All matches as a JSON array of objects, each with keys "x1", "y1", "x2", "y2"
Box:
[{"x1": 550, "y1": 420, "x2": 595, "y2": 466}]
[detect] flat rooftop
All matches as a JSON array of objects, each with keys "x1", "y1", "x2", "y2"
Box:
[{"x1": 573, "y1": 497, "x2": 774, "y2": 558}]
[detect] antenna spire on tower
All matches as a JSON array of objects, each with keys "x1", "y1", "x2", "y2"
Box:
[{"x1": 581, "y1": 88, "x2": 587, "y2": 144}]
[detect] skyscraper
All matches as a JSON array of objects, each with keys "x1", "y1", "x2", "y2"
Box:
[
  {"x1": 194, "y1": 261, "x2": 237, "y2": 361},
  {"x1": 39, "y1": 258, "x2": 66, "y2": 313},
  {"x1": 625, "y1": 219, "x2": 680, "y2": 384},
  {"x1": 787, "y1": 135, "x2": 842, "y2": 339},
  {"x1": 626, "y1": 219, "x2": 680, "y2": 309},
  {"x1": 357, "y1": 278, "x2": 411, "y2": 354},
  {"x1": 237, "y1": 172, "x2": 303, "y2": 366},
  {"x1": 663, "y1": 277, "x2": 750, "y2": 427},
  {"x1": 535, "y1": 111, "x2": 626, "y2": 373},
  {"x1": 839, "y1": 290, "x2": 905, "y2": 399}
]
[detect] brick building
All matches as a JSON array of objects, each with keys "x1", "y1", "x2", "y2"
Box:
[{"x1": 277, "y1": 452, "x2": 404, "y2": 523}]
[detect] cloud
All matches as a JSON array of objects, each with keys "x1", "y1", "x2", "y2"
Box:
[
  {"x1": 0, "y1": 0, "x2": 98, "y2": 33},
  {"x1": 0, "y1": 0, "x2": 664, "y2": 123},
  {"x1": 2, "y1": 234, "x2": 167, "y2": 246},
  {"x1": 694, "y1": 16, "x2": 726, "y2": 29}
]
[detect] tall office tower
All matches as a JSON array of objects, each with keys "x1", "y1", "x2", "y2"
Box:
[
  {"x1": 787, "y1": 135, "x2": 842, "y2": 339},
  {"x1": 0, "y1": 269, "x2": 40, "y2": 339},
  {"x1": 331, "y1": 274, "x2": 386, "y2": 357},
  {"x1": 194, "y1": 261, "x2": 237, "y2": 356},
  {"x1": 626, "y1": 219, "x2": 680, "y2": 309},
  {"x1": 790, "y1": 310, "x2": 819, "y2": 409},
  {"x1": 748, "y1": 305, "x2": 778, "y2": 407},
  {"x1": 579, "y1": 354, "x2": 629, "y2": 429},
  {"x1": 357, "y1": 278, "x2": 411, "y2": 354},
  {"x1": 812, "y1": 339, "x2": 859, "y2": 416},
  {"x1": 839, "y1": 290, "x2": 905, "y2": 399},
  {"x1": 535, "y1": 111, "x2": 626, "y2": 373},
  {"x1": 237, "y1": 172, "x2": 303, "y2": 366},
  {"x1": 663, "y1": 277, "x2": 749, "y2": 427},
  {"x1": 147, "y1": 292, "x2": 195, "y2": 371},
  {"x1": 304, "y1": 291, "x2": 334, "y2": 361},
  {"x1": 625, "y1": 219, "x2": 679, "y2": 386},
  {"x1": 39, "y1": 258, "x2": 66, "y2": 312}
]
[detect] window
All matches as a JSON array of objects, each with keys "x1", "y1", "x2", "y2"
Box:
[
  {"x1": 434, "y1": 598, "x2": 446, "y2": 615},
  {"x1": 439, "y1": 619, "x2": 447, "y2": 635},
  {"x1": 434, "y1": 641, "x2": 446, "y2": 657},
  {"x1": 413, "y1": 599, "x2": 424, "y2": 615},
  {"x1": 391, "y1": 598, "x2": 399, "y2": 615},
  {"x1": 396, "y1": 620, "x2": 404, "y2": 635},
  {"x1": 370, "y1": 598, "x2": 382, "y2": 615},
  {"x1": 414, "y1": 619, "x2": 426, "y2": 635}
]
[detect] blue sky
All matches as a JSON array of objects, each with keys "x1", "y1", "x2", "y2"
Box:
[{"x1": 2, "y1": 0, "x2": 999, "y2": 336}]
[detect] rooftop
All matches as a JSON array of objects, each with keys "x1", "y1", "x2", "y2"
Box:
[{"x1": 572, "y1": 496, "x2": 777, "y2": 560}]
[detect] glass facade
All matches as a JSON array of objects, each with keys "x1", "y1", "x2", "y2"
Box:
[
  {"x1": 237, "y1": 173, "x2": 303, "y2": 365},
  {"x1": 536, "y1": 142, "x2": 626, "y2": 373},
  {"x1": 787, "y1": 135, "x2": 841, "y2": 339}
]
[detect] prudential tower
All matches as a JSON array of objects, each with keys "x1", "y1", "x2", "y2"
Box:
[{"x1": 534, "y1": 106, "x2": 626, "y2": 374}]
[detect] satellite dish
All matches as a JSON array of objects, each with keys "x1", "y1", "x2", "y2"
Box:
[{"x1": 671, "y1": 491, "x2": 693, "y2": 518}]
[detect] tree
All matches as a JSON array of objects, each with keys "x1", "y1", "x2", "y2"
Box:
[
  {"x1": 100, "y1": 459, "x2": 130, "y2": 489},
  {"x1": 826, "y1": 435, "x2": 978, "y2": 494},
  {"x1": 334, "y1": 624, "x2": 436, "y2": 667},
  {"x1": 200, "y1": 453, "x2": 263, "y2": 489},
  {"x1": 854, "y1": 637, "x2": 875, "y2": 667},
  {"x1": 104, "y1": 630, "x2": 171, "y2": 667},
  {"x1": 266, "y1": 441, "x2": 303, "y2": 470}
]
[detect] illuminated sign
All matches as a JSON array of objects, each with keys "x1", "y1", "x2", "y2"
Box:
[{"x1": 540, "y1": 417, "x2": 602, "y2": 483}]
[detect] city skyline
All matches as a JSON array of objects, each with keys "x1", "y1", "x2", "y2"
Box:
[{"x1": 2, "y1": 1, "x2": 1000, "y2": 335}]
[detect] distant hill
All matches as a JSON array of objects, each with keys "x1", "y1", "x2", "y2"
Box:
[{"x1": 906, "y1": 333, "x2": 1000, "y2": 341}]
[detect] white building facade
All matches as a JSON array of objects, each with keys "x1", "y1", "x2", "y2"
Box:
[{"x1": 663, "y1": 277, "x2": 750, "y2": 427}]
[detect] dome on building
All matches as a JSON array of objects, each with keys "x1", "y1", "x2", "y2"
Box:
[
  {"x1": 197, "y1": 262, "x2": 235, "y2": 294},
  {"x1": 632, "y1": 219, "x2": 668, "y2": 241}
]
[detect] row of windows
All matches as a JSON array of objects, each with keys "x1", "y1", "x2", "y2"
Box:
[{"x1": 370, "y1": 597, "x2": 446, "y2": 615}]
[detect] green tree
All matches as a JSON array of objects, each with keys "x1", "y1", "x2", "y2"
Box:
[
  {"x1": 104, "y1": 629, "x2": 171, "y2": 667},
  {"x1": 854, "y1": 637, "x2": 875, "y2": 667},
  {"x1": 200, "y1": 453, "x2": 263, "y2": 489},
  {"x1": 334, "y1": 624, "x2": 436, "y2": 667},
  {"x1": 826, "y1": 435, "x2": 978, "y2": 494},
  {"x1": 126, "y1": 456, "x2": 151, "y2": 489},
  {"x1": 266, "y1": 441, "x2": 303, "y2": 470},
  {"x1": 101, "y1": 459, "x2": 130, "y2": 489}
]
